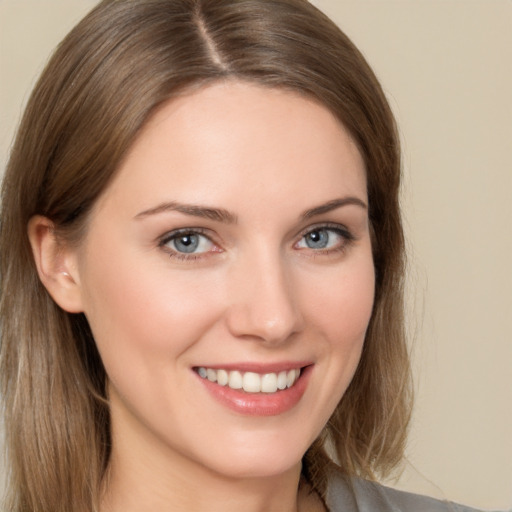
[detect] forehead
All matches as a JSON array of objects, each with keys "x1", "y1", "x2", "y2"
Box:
[{"x1": 95, "y1": 81, "x2": 367, "y2": 217}]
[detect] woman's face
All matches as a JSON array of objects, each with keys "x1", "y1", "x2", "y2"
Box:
[{"x1": 72, "y1": 82, "x2": 374, "y2": 480}]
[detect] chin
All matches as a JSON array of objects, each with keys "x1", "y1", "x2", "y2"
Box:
[
  {"x1": 208, "y1": 454, "x2": 302, "y2": 481},
  {"x1": 191, "y1": 432, "x2": 311, "y2": 481}
]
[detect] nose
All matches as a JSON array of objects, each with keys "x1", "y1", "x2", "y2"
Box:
[{"x1": 225, "y1": 250, "x2": 304, "y2": 345}]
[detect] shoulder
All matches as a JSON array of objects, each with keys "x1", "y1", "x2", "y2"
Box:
[{"x1": 325, "y1": 472, "x2": 488, "y2": 512}]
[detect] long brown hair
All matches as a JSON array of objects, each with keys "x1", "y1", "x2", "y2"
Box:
[{"x1": 0, "y1": 1, "x2": 411, "y2": 510}]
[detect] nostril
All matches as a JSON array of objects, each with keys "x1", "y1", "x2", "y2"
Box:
[{"x1": 225, "y1": 263, "x2": 304, "y2": 342}]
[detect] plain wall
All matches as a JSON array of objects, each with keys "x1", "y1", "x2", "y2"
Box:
[{"x1": 1, "y1": 1, "x2": 511, "y2": 509}]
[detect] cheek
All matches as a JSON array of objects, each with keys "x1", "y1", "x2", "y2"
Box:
[
  {"x1": 79, "y1": 248, "x2": 224, "y2": 373},
  {"x1": 289, "y1": 254, "x2": 375, "y2": 438},
  {"x1": 308, "y1": 254, "x2": 375, "y2": 387},
  {"x1": 305, "y1": 257, "x2": 375, "y2": 345}
]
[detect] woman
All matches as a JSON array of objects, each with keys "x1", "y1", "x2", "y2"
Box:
[{"x1": 0, "y1": 1, "x2": 487, "y2": 511}]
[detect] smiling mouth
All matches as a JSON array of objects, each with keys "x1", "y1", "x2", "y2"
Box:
[{"x1": 195, "y1": 367, "x2": 302, "y2": 394}]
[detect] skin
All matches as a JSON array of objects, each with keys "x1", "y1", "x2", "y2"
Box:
[{"x1": 30, "y1": 81, "x2": 375, "y2": 512}]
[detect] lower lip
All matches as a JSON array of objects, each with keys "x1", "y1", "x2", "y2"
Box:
[{"x1": 196, "y1": 366, "x2": 313, "y2": 416}]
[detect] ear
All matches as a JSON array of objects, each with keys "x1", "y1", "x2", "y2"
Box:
[{"x1": 27, "y1": 215, "x2": 84, "y2": 313}]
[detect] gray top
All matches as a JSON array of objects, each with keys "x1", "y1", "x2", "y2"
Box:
[{"x1": 326, "y1": 473, "x2": 495, "y2": 512}]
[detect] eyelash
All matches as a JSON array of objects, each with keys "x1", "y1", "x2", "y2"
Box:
[
  {"x1": 158, "y1": 228, "x2": 216, "y2": 261},
  {"x1": 158, "y1": 223, "x2": 355, "y2": 261},
  {"x1": 295, "y1": 223, "x2": 355, "y2": 257}
]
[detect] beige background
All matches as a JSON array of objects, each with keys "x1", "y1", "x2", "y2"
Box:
[{"x1": 1, "y1": 0, "x2": 511, "y2": 509}]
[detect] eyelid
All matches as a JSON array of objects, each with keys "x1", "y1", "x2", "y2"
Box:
[
  {"x1": 158, "y1": 227, "x2": 211, "y2": 245},
  {"x1": 158, "y1": 227, "x2": 222, "y2": 260},
  {"x1": 297, "y1": 222, "x2": 354, "y2": 240},
  {"x1": 156, "y1": 222, "x2": 356, "y2": 261},
  {"x1": 293, "y1": 222, "x2": 356, "y2": 254}
]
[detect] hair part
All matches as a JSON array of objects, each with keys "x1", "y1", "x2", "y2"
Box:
[{"x1": 0, "y1": 1, "x2": 412, "y2": 510}]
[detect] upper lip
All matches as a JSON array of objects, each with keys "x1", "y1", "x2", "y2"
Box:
[{"x1": 193, "y1": 361, "x2": 313, "y2": 374}]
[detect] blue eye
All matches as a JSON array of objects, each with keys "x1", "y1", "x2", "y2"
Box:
[
  {"x1": 304, "y1": 229, "x2": 330, "y2": 249},
  {"x1": 296, "y1": 227, "x2": 348, "y2": 251},
  {"x1": 173, "y1": 233, "x2": 200, "y2": 253},
  {"x1": 162, "y1": 231, "x2": 215, "y2": 255}
]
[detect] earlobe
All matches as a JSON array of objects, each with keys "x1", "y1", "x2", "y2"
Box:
[{"x1": 27, "y1": 215, "x2": 84, "y2": 313}]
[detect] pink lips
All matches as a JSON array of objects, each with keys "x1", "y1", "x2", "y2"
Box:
[{"x1": 195, "y1": 364, "x2": 312, "y2": 416}]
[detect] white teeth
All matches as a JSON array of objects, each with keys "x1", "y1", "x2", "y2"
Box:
[
  {"x1": 228, "y1": 370, "x2": 243, "y2": 390},
  {"x1": 243, "y1": 372, "x2": 261, "y2": 392},
  {"x1": 277, "y1": 371, "x2": 287, "y2": 390},
  {"x1": 217, "y1": 369, "x2": 229, "y2": 386},
  {"x1": 196, "y1": 367, "x2": 301, "y2": 394},
  {"x1": 261, "y1": 372, "x2": 278, "y2": 393},
  {"x1": 286, "y1": 369, "x2": 296, "y2": 388}
]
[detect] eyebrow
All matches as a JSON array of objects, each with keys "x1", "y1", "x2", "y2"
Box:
[
  {"x1": 135, "y1": 201, "x2": 238, "y2": 223},
  {"x1": 301, "y1": 197, "x2": 367, "y2": 219},
  {"x1": 135, "y1": 196, "x2": 367, "y2": 223}
]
